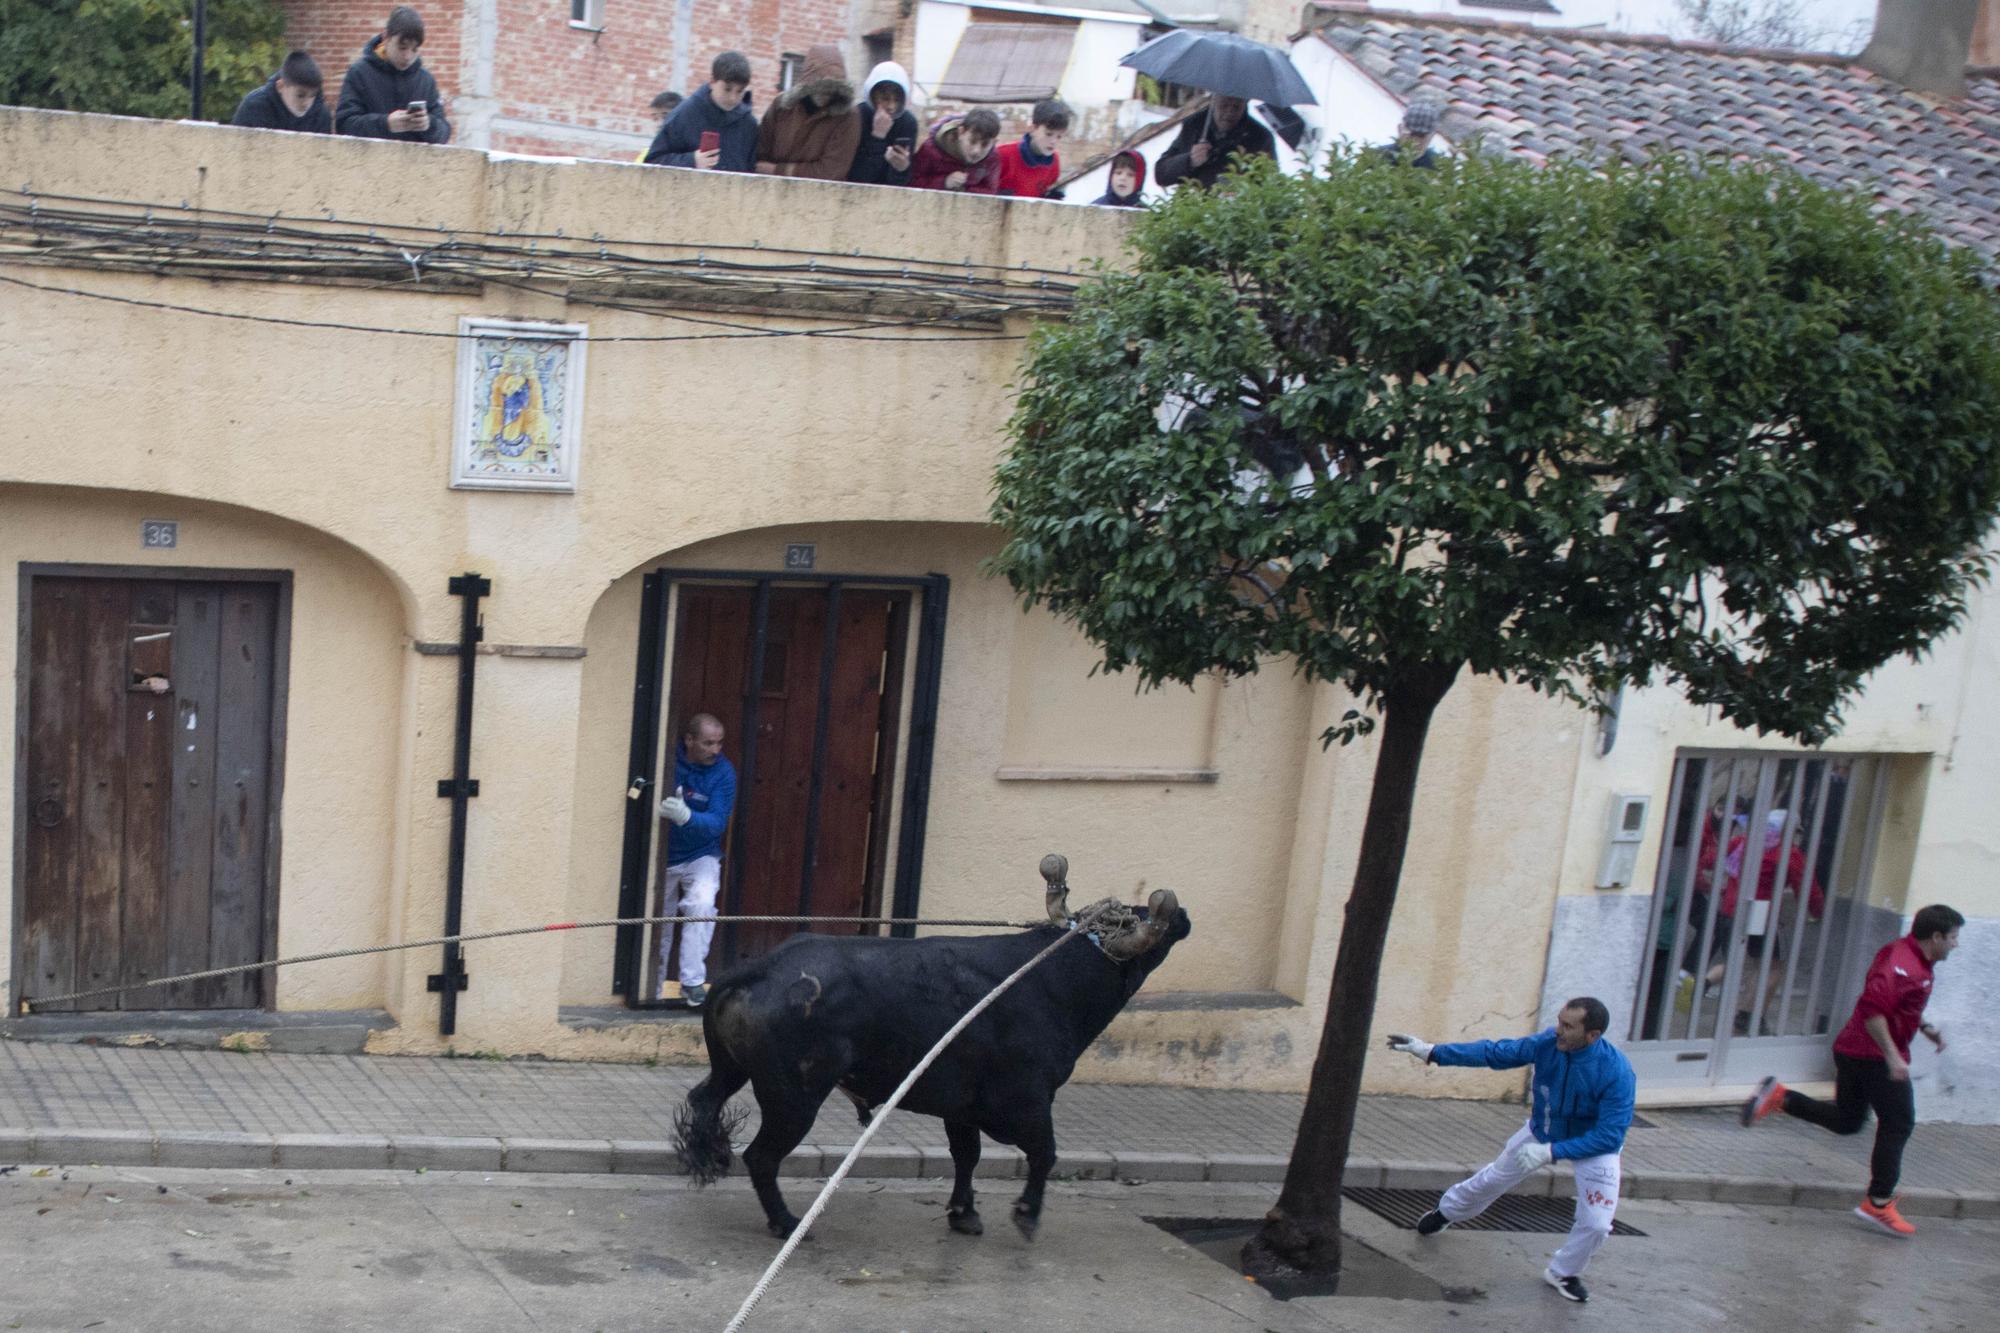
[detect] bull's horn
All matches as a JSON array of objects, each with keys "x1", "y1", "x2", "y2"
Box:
[
  {"x1": 1041, "y1": 853, "x2": 1071, "y2": 926},
  {"x1": 1102, "y1": 889, "x2": 1179, "y2": 961}
]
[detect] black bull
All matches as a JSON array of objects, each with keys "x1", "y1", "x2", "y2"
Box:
[{"x1": 673, "y1": 889, "x2": 1191, "y2": 1239}]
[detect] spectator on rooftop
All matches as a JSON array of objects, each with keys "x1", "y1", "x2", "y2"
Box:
[
  {"x1": 994, "y1": 98, "x2": 1071, "y2": 199},
  {"x1": 909, "y1": 108, "x2": 1002, "y2": 194},
  {"x1": 755, "y1": 44, "x2": 862, "y2": 181},
  {"x1": 847, "y1": 61, "x2": 918, "y2": 187},
  {"x1": 231, "y1": 50, "x2": 331, "y2": 134},
  {"x1": 644, "y1": 51, "x2": 758, "y2": 173},
  {"x1": 335, "y1": 6, "x2": 451, "y2": 143}
]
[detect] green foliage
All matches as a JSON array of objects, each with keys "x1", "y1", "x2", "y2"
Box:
[
  {"x1": 990, "y1": 151, "x2": 2000, "y2": 746},
  {"x1": 0, "y1": 0, "x2": 289, "y2": 122}
]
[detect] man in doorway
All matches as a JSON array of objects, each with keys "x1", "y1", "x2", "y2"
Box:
[
  {"x1": 657, "y1": 712, "x2": 737, "y2": 1007},
  {"x1": 1386, "y1": 997, "x2": 1636, "y2": 1304},
  {"x1": 1740, "y1": 903, "x2": 1963, "y2": 1237}
]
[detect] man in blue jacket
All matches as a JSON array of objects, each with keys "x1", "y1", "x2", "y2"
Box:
[
  {"x1": 1386, "y1": 996, "x2": 1636, "y2": 1304},
  {"x1": 643, "y1": 51, "x2": 758, "y2": 173},
  {"x1": 656, "y1": 712, "x2": 737, "y2": 1006}
]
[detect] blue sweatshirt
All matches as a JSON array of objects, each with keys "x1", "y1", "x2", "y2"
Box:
[
  {"x1": 1430, "y1": 1029, "x2": 1636, "y2": 1161},
  {"x1": 666, "y1": 744, "x2": 737, "y2": 865}
]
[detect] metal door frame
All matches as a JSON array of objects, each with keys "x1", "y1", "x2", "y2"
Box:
[
  {"x1": 1627, "y1": 747, "x2": 1890, "y2": 1088},
  {"x1": 12, "y1": 563, "x2": 293, "y2": 1013},
  {"x1": 612, "y1": 568, "x2": 948, "y2": 1007}
]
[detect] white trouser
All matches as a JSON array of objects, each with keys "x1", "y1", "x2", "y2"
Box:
[
  {"x1": 662, "y1": 855, "x2": 722, "y2": 988},
  {"x1": 1438, "y1": 1118, "x2": 1621, "y2": 1279}
]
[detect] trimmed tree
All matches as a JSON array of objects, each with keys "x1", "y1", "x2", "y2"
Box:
[
  {"x1": 988, "y1": 151, "x2": 2000, "y2": 1279},
  {"x1": 0, "y1": 0, "x2": 288, "y2": 122}
]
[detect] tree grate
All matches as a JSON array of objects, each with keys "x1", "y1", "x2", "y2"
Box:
[{"x1": 1343, "y1": 1187, "x2": 1647, "y2": 1236}]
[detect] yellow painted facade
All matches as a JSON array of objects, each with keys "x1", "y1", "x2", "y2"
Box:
[{"x1": 4, "y1": 108, "x2": 1994, "y2": 1108}]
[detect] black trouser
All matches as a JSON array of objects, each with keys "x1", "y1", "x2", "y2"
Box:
[{"x1": 1782, "y1": 1052, "x2": 1916, "y2": 1201}]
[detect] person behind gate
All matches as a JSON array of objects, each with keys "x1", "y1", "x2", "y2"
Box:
[
  {"x1": 1386, "y1": 996, "x2": 1637, "y2": 1305},
  {"x1": 657, "y1": 712, "x2": 737, "y2": 1007}
]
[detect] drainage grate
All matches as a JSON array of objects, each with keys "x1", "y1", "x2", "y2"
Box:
[{"x1": 1344, "y1": 1187, "x2": 1647, "y2": 1237}]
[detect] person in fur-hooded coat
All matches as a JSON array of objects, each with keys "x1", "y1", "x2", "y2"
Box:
[{"x1": 755, "y1": 45, "x2": 862, "y2": 180}]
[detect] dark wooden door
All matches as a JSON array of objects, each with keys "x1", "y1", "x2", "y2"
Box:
[
  {"x1": 660, "y1": 584, "x2": 901, "y2": 972},
  {"x1": 17, "y1": 575, "x2": 282, "y2": 1011}
]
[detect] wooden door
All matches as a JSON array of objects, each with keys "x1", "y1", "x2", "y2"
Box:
[
  {"x1": 658, "y1": 584, "x2": 901, "y2": 974},
  {"x1": 17, "y1": 575, "x2": 283, "y2": 1011}
]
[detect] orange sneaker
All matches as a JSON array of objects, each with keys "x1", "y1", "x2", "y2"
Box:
[
  {"x1": 1854, "y1": 1196, "x2": 1915, "y2": 1237},
  {"x1": 1739, "y1": 1076, "x2": 1788, "y2": 1127}
]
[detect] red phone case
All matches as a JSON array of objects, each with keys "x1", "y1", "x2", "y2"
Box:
[{"x1": 700, "y1": 131, "x2": 722, "y2": 153}]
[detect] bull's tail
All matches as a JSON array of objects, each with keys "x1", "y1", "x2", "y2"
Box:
[{"x1": 674, "y1": 1002, "x2": 750, "y2": 1186}]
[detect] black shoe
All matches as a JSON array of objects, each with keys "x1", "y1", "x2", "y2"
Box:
[
  {"x1": 1544, "y1": 1268, "x2": 1588, "y2": 1303},
  {"x1": 1415, "y1": 1208, "x2": 1450, "y2": 1236}
]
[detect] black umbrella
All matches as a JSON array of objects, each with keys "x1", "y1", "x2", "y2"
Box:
[{"x1": 1119, "y1": 28, "x2": 1317, "y2": 107}]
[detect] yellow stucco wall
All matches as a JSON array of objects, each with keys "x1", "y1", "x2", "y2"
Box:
[{"x1": 6, "y1": 108, "x2": 1993, "y2": 1102}]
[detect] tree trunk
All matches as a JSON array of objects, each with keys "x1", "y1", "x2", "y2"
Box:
[{"x1": 1241, "y1": 663, "x2": 1458, "y2": 1280}]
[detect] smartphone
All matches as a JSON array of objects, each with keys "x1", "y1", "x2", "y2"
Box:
[
  {"x1": 408, "y1": 100, "x2": 426, "y2": 113},
  {"x1": 889, "y1": 137, "x2": 913, "y2": 150},
  {"x1": 699, "y1": 130, "x2": 722, "y2": 153}
]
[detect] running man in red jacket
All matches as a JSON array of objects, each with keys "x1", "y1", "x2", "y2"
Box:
[{"x1": 1739, "y1": 903, "x2": 1962, "y2": 1237}]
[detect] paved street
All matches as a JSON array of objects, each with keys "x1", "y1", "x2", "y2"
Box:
[
  {"x1": 1, "y1": 1167, "x2": 1994, "y2": 1332},
  {"x1": 1, "y1": 1042, "x2": 1997, "y2": 1217}
]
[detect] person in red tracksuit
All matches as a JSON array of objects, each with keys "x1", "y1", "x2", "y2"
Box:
[{"x1": 1739, "y1": 903, "x2": 1963, "y2": 1236}]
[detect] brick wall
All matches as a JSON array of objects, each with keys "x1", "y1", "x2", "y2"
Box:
[
  {"x1": 279, "y1": 3, "x2": 863, "y2": 157},
  {"x1": 277, "y1": 2, "x2": 465, "y2": 124}
]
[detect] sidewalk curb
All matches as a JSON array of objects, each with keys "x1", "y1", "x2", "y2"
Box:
[{"x1": 3, "y1": 1128, "x2": 1996, "y2": 1218}]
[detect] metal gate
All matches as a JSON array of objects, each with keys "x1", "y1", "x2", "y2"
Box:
[{"x1": 1628, "y1": 751, "x2": 1890, "y2": 1088}]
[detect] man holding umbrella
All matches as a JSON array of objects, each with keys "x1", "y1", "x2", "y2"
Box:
[
  {"x1": 1123, "y1": 28, "x2": 1308, "y2": 190},
  {"x1": 1156, "y1": 95, "x2": 1275, "y2": 189}
]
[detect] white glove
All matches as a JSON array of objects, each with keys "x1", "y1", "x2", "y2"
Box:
[
  {"x1": 658, "y1": 794, "x2": 691, "y2": 825},
  {"x1": 1385, "y1": 1034, "x2": 1433, "y2": 1063},
  {"x1": 1513, "y1": 1141, "x2": 1553, "y2": 1173}
]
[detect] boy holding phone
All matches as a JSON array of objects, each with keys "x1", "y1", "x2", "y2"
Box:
[
  {"x1": 335, "y1": 6, "x2": 451, "y2": 143},
  {"x1": 847, "y1": 62, "x2": 918, "y2": 187},
  {"x1": 644, "y1": 51, "x2": 759, "y2": 172}
]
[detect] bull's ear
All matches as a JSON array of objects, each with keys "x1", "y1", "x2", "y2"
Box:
[{"x1": 1041, "y1": 852, "x2": 1071, "y2": 925}]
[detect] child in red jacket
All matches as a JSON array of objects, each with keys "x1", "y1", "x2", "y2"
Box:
[{"x1": 994, "y1": 98, "x2": 1070, "y2": 199}]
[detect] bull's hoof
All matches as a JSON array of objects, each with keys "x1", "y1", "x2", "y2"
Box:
[
  {"x1": 1012, "y1": 1201, "x2": 1040, "y2": 1241},
  {"x1": 947, "y1": 1208, "x2": 984, "y2": 1236},
  {"x1": 768, "y1": 1215, "x2": 804, "y2": 1240}
]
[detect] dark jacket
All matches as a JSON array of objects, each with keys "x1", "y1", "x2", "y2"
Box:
[
  {"x1": 755, "y1": 44, "x2": 861, "y2": 181},
  {"x1": 1154, "y1": 103, "x2": 1276, "y2": 189},
  {"x1": 666, "y1": 745, "x2": 738, "y2": 866},
  {"x1": 1430, "y1": 1030, "x2": 1637, "y2": 1161},
  {"x1": 231, "y1": 76, "x2": 332, "y2": 134},
  {"x1": 1090, "y1": 148, "x2": 1148, "y2": 208},
  {"x1": 335, "y1": 35, "x2": 450, "y2": 143},
  {"x1": 1374, "y1": 141, "x2": 1437, "y2": 169},
  {"x1": 644, "y1": 84, "x2": 759, "y2": 171},
  {"x1": 846, "y1": 61, "x2": 917, "y2": 186}
]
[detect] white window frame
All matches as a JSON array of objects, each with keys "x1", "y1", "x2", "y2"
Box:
[{"x1": 570, "y1": 0, "x2": 606, "y2": 32}]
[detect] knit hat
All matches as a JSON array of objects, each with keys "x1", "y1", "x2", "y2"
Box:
[{"x1": 1400, "y1": 100, "x2": 1442, "y2": 138}]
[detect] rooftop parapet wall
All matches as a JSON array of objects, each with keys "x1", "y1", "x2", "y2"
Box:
[{"x1": 0, "y1": 107, "x2": 1134, "y2": 644}]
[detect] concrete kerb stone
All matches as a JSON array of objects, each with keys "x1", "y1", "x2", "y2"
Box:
[
  {"x1": 1111, "y1": 1151, "x2": 1205, "y2": 1183},
  {"x1": 501, "y1": 1138, "x2": 613, "y2": 1174},
  {"x1": 846, "y1": 1144, "x2": 924, "y2": 1179},
  {"x1": 1956, "y1": 1191, "x2": 2000, "y2": 1220},
  {"x1": 275, "y1": 1134, "x2": 391, "y2": 1170},
  {"x1": 391, "y1": 1136, "x2": 505, "y2": 1173},
  {"x1": 155, "y1": 1132, "x2": 277, "y2": 1168},
  {"x1": 777, "y1": 1145, "x2": 828, "y2": 1178},
  {"x1": 34, "y1": 1128, "x2": 157, "y2": 1167},
  {"x1": 1709, "y1": 1175, "x2": 1798, "y2": 1206},
  {"x1": 608, "y1": 1140, "x2": 677, "y2": 1175},
  {"x1": 1629, "y1": 1170, "x2": 1717, "y2": 1203},
  {"x1": 1205, "y1": 1153, "x2": 1283, "y2": 1183},
  {"x1": 1895, "y1": 1187, "x2": 1961, "y2": 1218},
  {"x1": 1050, "y1": 1149, "x2": 1115, "y2": 1182},
  {"x1": 1379, "y1": 1161, "x2": 1471, "y2": 1193}
]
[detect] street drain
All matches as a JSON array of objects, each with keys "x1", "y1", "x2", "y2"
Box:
[
  {"x1": 1142, "y1": 1217, "x2": 1484, "y2": 1303},
  {"x1": 1344, "y1": 1187, "x2": 1647, "y2": 1236}
]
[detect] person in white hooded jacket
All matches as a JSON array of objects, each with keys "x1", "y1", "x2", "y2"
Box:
[{"x1": 847, "y1": 61, "x2": 918, "y2": 186}]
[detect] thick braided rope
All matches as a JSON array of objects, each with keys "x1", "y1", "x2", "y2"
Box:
[
  {"x1": 721, "y1": 925, "x2": 1082, "y2": 1333},
  {"x1": 20, "y1": 914, "x2": 1037, "y2": 1011}
]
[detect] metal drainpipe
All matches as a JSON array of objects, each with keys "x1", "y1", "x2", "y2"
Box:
[{"x1": 429, "y1": 573, "x2": 489, "y2": 1036}]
